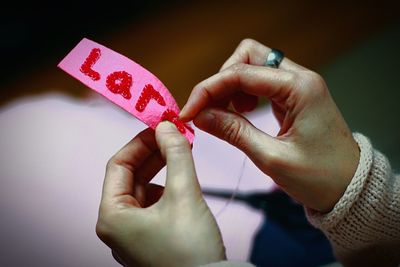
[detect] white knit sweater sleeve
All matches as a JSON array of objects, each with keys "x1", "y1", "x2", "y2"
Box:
[{"x1": 306, "y1": 133, "x2": 400, "y2": 267}]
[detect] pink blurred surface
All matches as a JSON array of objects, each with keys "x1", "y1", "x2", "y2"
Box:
[{"x1": 0, "y1": 93, "x2": 279, "y2": 266}]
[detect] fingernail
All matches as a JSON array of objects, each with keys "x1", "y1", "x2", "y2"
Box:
[
  {"x1": 179, "y1": 105, "x2": 188, "y2": 121},
  {"x1": 157, "y1": 121, "x2": 178, "y2": 133}
]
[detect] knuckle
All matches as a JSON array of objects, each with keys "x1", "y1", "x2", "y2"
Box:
[
  {"x1": 95, "y1": 219, "x2": 108, "y2": 240},
  {"x1": 282, "y1": 71, "x2": 299, "y2": 85},
  {"x1": 228, "y1": 62, "x2": 246, "y2": 73},
  {"x1": 106, "y1": 156, "x2": 125, "y2": 173},
  {"x1": 106, "y1": 154, "x2": 133, "y2": 173},
  {"x1": 220, "y1": 117, "x2": 250, "y2": 148},
  {"x1": 226, "y1": 63, "x2": 247, "y2": 80},
  {"x1": 238, "y1": 38, "x2": 257, "y2": 49},
  {"x1": 274, "y1": 71, "x2": 299, "y2": 96},
  {"x1": 301, "y1": 71, "x2": 328, "y2": 95},
  {"x1": 197, "y1": 84, "x2": 213, "y2": 102},
  {"x1": 95, "y1": 213, "x2": 114, "y2": 242},
  {"x1": 164, "y1": 135, "x2": 189, "y2": 154},
  {"x1": 106, "y1": 156, "x2": 117, "y2": 171},
  {"x1": 308, "y1": 71, "x2": 326, "y2": 87},
  {"x1": 164, "y1": 134, "x2": 187, "y2": 147},
  {"x1": 95, "y1": 204, "x2": 127, "y2": 243}
]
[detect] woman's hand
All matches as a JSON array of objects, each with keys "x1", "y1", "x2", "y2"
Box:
[
  {"x1": 180, "y1": 39, "x2": 360, "y2": 212},
  {"x1": 96, "y1": 122, "x2": 225, "y2": 267}
]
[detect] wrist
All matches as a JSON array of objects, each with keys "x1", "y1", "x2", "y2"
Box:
[
  {"x1": 329, "y1": 134, "x2": 360, "y2": 212},
  {"x1": 305, "y1": 133, "x2": 373, "y2": 228}
]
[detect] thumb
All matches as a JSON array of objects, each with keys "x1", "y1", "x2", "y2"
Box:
[
  {"x1": 193, "y1": 108, "x2": 285, "y2": 175},
  {"x1": 155, "y1": 121, "x2": 201, "y2": 201}
]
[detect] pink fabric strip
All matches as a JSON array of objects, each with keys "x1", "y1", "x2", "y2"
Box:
[{"x1": 58, "y1": 38, "x2": 194, "y2": 143}]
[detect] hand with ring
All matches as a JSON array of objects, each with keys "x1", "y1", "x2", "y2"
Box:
[{"x1": 180, "y1": 39, "x2": 360, "y2": 213}]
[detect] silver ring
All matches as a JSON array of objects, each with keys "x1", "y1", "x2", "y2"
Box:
[{"x1": 264, "y1": 49, "x2": 284, "y2": 68}]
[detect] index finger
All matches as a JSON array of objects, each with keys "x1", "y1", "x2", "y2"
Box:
[
  {"x1": 101, "y1": 128, "x2": 158, "y2": 205},
  {"x1": 180, "y1": 64, "x2": 296, "y2": 121},
  {"x1": 220, "y1": 39, "x2": 306, "y2": 72}
]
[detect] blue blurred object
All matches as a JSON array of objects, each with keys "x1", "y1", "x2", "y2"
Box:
[
  {"x1": 248, "y1": 191, "x2": 334, "y2": 267},
  {"x1": 203, "y1": 189, "x2": 335, "y2": 267}
]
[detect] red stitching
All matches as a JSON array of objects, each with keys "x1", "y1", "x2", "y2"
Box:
[
  {"x1": 135, "y1": 84, "x2": 166, "y2": 112},
  {"x1": 161, "y1": 109, "x2": 194, "y2": 135},
  {"x1": 80, "y1": 48, "x2": 101, "y2": 81},
  {"x1": 106, "y1": 71, "x2": 133, "y2": 99}
]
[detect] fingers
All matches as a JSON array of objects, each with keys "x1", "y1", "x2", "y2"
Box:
[
  {"x1": 193, "y1": 108, "x2": 285, "y2": 174},
  {"x1": 180, "y1": 39, "x2": 307, "y2": 119},
  {"x1": 131, "y1": 150, "x2": 165, "y2": 206},
  {"x1": 180, "y1": 64, "x2": 296, "y2": 121},
  {"x1": 155, "y1": 121, "x2": 201, "y2": 200},
  {"x1": 144, "y1": 183, "x2": 164, "y2": 207},
  {"x1": 231, "y1": 92, "x2": 258, "y2": 113},
  {"x1": 135, "y1": 151, "x2": 165, "y2": 185},
  {"x1": 101, "y1": 128, "x2": 157, "y2": 205},
  {"x1": 220, "y1": 38, "x2": 305, "y2": 72}
]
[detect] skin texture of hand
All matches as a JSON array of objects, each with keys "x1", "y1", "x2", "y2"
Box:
[
  {"x1": 180, "y1": 39, "x2": 360, "y2": 213},
  {"x1": 96, "y1": 122, "x2": 226, "y2": 267}
]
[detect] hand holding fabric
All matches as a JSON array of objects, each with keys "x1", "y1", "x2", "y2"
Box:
[
  {"x1": 96, "y1": 122, "x2": 225, "y2": 267},
  {"x1": 180, "y1": 39, "x2": 360, "y2": 212}
]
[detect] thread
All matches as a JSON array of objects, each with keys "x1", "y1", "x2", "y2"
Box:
[{"x1": 214, "y1": 155, "x2": 247, "y2": 218}]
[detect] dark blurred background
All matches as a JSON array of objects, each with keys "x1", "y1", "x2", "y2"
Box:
[
  {"x1": 2, "y1": 1, "x2": 399, "y2": 165},
  {"x1": 0, "y1": 1, "x2": 398, "y2": 100}
]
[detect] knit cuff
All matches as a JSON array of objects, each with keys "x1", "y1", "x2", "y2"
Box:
[{"x1": 305, "y1": 133, "x2": 373, "y2": 229}]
